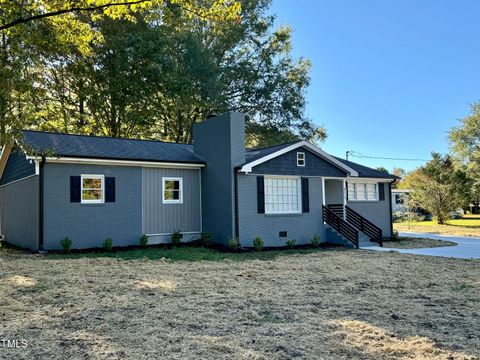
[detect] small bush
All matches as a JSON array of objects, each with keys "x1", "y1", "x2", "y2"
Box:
[
  {"x1": 286, "y1": 239, "x2": 296, "y2": 249},
  {"x1": 311, "y1": 234, "x2": 321, "y2": 248},
  {"x1": 392, "y1": 211, "x2": 407, "y2": 223},
  {"x1": 253, "y1": 236, "x2": 264, "y2": 251},
  {"x1": 60, "y1": 237, "x2": 72, "y2": 253},
  {"x1": 228, "y1": 236, "x2": 240, "y2": 251},
  {"x1": 392, "y1": 230, "x2": 399, "y2": 240},
  {"x1": 103, "y1": 238, "x2": 113, "y2": 252},
  {"x1": 171, "y1": 229, "x2": 182, "y2": 247},
  {"x1": 201, "y1": 231, "x2": 213, "y2": 247},
  {"x1": 139, "y1": 234, "x2": 148, "y2": 247}
]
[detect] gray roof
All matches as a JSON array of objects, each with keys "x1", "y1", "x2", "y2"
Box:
[
  {"x1": 334, "y1": 157, "x2": 399, "y2": 179},
  {"x1": 245, "y1": 142, "x2": 297, "y2": 163},
  {"x1": 21, "y1": 131, "x2": 398, "y2": 179},
  {"x1": 22, "y1": 130, "x2": 204, "y2": 164}
]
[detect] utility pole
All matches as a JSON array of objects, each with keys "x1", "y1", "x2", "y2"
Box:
[{"x1": 346, "y1": 150, "x2": 350, "y2": 161}]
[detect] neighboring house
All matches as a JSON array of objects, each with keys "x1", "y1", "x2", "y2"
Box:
[
  {"x1": 0, "y1": 112, "x2": 398, "y2": 251},
  {"x1": 391, "y1": 189, "x2": 410, "y2": 213}
]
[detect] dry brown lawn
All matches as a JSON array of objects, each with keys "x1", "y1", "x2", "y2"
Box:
[
  {"x1": 1, "y1": 247, "x2": 479, "y2": 360},
  {"x1": 383, "y1": 237, "x2": 457, "y2": 249}
]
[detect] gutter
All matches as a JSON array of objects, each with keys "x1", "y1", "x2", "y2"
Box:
[
  {"x1": 38, "y1": 156, "x2": 45, "y2": 252},
  {"x1": 234, "y1": 167, "x2": 240, "y2": 239},
  {"x1": 388, "y1": 180, "x2": 394, "y2": 239}
]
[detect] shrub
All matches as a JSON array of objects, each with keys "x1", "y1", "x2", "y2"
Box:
[
  {"x1": 228, "y1": 236, "x2": 240, "y2": 251},
  {"x1": 392, "y1": 230, "x2": 399, "y2": 240},
  {"x1": 253, "y1": 236, "x2": 264, "y2": 251},
  {"x1": 139, "y1": 234, "x2": 148, "y2": 247},
  {"x1": 286, "y1": 239, "x2": 296, "y2": 249},
  {"x1": 60, "y1": 237, "x2": 72, "y2": 253},
  {"x1": 103, "y1": 238, "x2": 113, "y2": 252},
  {"x1": 392, "y1": 211, "x2": 407, "y2": 223},
  {"x1": 171, "y1": 229, "x2": 182, "y2": 247},
  {"x1": 201, "y1": 231, "x2": 213, "y2": 247},
  {"x1": 311, "y1": 234, "x2": 321, "y2": 248}
]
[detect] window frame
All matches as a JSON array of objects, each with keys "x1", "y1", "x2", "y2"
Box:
[
  {"x1": 80, "y1": 174, "x2": 105, "y2": 204},
  {"x1": 296, "y1": 152, "x2": 305, "y2": 167},
  {"x1": 264, "y1": 176, "x2": 302, "y2": 215},
  {"x1": 162, "y1": 177, "x2": 183, "y2": 204},
  {"x1": 395, "y1": 194, "x2": 404, "y2": 204},
  {"x1": 347, "y1": 181, "x2": 378, "y2": 202}
]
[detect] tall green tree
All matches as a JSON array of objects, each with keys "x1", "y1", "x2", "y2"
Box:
[
  {"x1": 449, "y1": 102, "x2": 480, "y2": 212},
  {"x1": 0, "y1": 0, "x2": 240, "y2": 144},
  {"x1": 28, "y1": 0, "x2": 324, "y2": 146},
  {"x1": 403, "y1": 153, "x2": 469, "y2": 224}
]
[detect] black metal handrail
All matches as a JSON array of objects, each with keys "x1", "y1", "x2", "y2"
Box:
[
  {"x1": 345, "y1": 206, "x2": 383, "y2": 247},
  {"x1": 322, "y1": 205, "x2": 359, "y2": 248},
  {"x1": 327, "y1": 203, "x2": 344, "y2": 218}
]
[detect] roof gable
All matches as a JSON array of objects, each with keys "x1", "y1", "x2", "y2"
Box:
[
  {"x1": 248, "y1": 146, "x2": 348, "y2": 177},
  {"x1": 242, "y1": 141, "x2": 358, "y2": 176}
]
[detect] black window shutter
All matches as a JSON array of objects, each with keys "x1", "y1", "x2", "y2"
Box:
[
  {"x1": 379, "y1": 183, "x2": 385, "y2": 201},
  {"x1": 301, "y1": 177, "x2": 309, "y2": 213},
  {"x1": 70, "y1": 176, "x2": 81, "y2": 203},
  {"x1": 257, "y1": 176, "x2": 265, "y2": 214},
  {"x1": 345, "y1": 181, "x2": 348, "y2": 201},
  {"x1": 105, "y1": 177, "x2": 115, "y2": 202}
]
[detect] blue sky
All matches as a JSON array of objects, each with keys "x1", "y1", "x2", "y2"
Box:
[{"x1": 270, "y1": 0, "x2": 480, "y2": 172}]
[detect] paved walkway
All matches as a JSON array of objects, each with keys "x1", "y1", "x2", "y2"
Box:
[{"x1": 360, "y1": 232, "x2": 480, "y2": 259}]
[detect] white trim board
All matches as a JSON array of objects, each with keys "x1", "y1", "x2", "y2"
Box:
[
  {"x1": 241, "y1": 173, "x2": 394, "y2": 182},
  {"x1": 146, "y1": 231, "x2": 201, "y2": 236},
  {"x1": 0, "y1": 174, "x2": 38, "y2": 188},
  {"x1": 240, "y1": 140, "x2": 359, "y2": 176},
  {"x1": 0, "y1": 144, "x2": 13, "y2": 180},
  {"x1": 26, "y1": 156, "x2": 205, "y2": 169}
]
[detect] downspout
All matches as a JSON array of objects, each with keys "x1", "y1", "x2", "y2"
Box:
[
  {"x1": 234, "y1": 167, "x2": 240, "y2": 238},
  {"x1": 38, "y1": 156, "x2": 46, "y2": 252},
  {"x1": 388, "y1": 181, "x2": 394, "y2": 239}
]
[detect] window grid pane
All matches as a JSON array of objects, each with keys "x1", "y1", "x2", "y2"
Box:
[
  {"x1": 264, "y1": 178, "x2": 300, "y2": 214},
  {"x1": 163, "y1": 178, "x2": 182, "y2": 203},
  {"x1": 81, "y1": 175, "x2": 104, "y2": 202},
  {"x1": 366, "y1": 184, "x2": 377, "y2": 200},
  {"x1": 348, "y1": 182, "x2": 378, "y2": 201}
]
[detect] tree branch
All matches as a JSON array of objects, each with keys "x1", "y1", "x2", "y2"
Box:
[{"x1": 0, "y1": 0, "x2": 151, "y2": 31}]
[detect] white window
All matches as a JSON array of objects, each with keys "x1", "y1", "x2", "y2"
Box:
[
  {"x1": 162, "y1": 177, "x2": 183, "y2": 204},
  {"x1": 297, "y1": 152, "x2": 305, "y2": 167},
  {"x1": 264, "y1": 177, "x2": 301, "y2": 214},
  {"x1": 81, "y1": 174, "x2": 104, "y2": 204},
  {"x1": 348, "y1": 182, "x2": 378, "y2": 201}
]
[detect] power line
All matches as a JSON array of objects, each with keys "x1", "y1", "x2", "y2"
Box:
[{"x1": 346, "y1": 150, "x2": 429, "y2": 162}]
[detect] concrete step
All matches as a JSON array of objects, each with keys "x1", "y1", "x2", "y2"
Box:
[{"x1": 326, "y1": 227, "x2": 356, "y2": 248}]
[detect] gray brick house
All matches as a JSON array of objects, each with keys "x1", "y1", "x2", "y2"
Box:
[{"x1": 0, "y1": 112, "x2": 397, "y2": 251}]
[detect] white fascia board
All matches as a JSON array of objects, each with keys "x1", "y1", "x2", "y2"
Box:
[
  {"x1": 348, "y1": 177, "x2": 396, "y2": 183},
  {"x1": 0, "y1": 144, "x2": 13, "y2": 179},
  {"x1": 26, "y1": 156, "x2": 205, "y2": 169},
  {"x1": 239, "y1": 140, "x2": 359, "y2": 176}
]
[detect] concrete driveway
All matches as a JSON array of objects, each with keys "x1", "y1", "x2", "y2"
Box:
[{"x1": 361, "y1": 232, "x2": 480, "y2": 259}]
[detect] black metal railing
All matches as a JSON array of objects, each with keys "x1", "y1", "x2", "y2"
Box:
[
  {"x1": 327, "y1": 203, "x2": 344, "y2": 218},
  {"x1": 345, "y1": 206, "x2": 383, "y2": 246},
  {"x1": 322, "y1": 205, "x2": 359, "y2": 248}
]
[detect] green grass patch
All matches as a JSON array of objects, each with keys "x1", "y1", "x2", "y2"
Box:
[
  {"x1": 394, "y1": 216, "x2": 480, "y2": 237},
  {"x1": 47, "y1": 246, "x2": 331, "y2": 262},
  {"x1": 398, "y1": 218, "x2": 480, "y2": 228}
]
